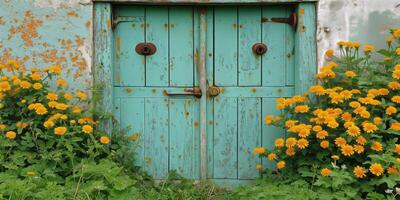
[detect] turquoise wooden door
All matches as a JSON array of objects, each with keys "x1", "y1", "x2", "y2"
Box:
[{"x1": 113, "y1": 5, "x2": 295, "y2": 182}]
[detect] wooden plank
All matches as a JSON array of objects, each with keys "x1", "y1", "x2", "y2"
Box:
[
  {"x1": 213, "y1": 97, "x2": 238, "y2": 179},
  {"x1": 262, "y1": 98, "x2": 283, "y2": 169},
  {"x1": 262, "y1": 6, "x2": 287, "y2": 87},
  {"x1": 169, "y1": 98, "x2": 200, "y2": 178},
  {"x1": 94, "y1": 0, "x2": 318, "y2": 3},
  {"x1": 146, "y1": 7, "x2": 169, "y2": 86},
  {"x1": 169, "y1": 7, "x2": 194, "y2": 87},
  {"x1": 238, "y1": 6, "x2": 262, "y2": 86},
  {"x1": 120, "y1": 98, "x2": 145, "y2": 168},
  {"x1": 294, "y1": 3, "x2": 317, "y2": 94},
  {"x1": 115, "y1": 7, "x2": 145, "y2": 86},
  {"x1": 113, "y1": 98, "x2": 121, "y2": 129},
  {"x1": 114, "y1": 86, "x2": 294, "y2": 98},
  {"x1": 144, "y1": 98, "x2": 169, "y2": 179},
  {"x1": 214, "y1": 7, "x2": 238, "y2": 86},
  {"x1": 238, "y1": 98, "x2": 261, "y2": 179},
  {"x1": 285, "y1": 7, "x2": 295, "y2": 86},
  {"x1": 93, "y1": 3, "x2": 113, "y2": 124}
]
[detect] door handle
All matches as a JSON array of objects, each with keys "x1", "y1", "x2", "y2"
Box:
[
  {"x1": 208, "y1": 86, "x2": 220, "y2": 98},
  {"x1": 164, "y1": 87, "x2": 202, "y2": 98}
]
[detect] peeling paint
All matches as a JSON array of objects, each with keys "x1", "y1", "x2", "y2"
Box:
[{"x1": 8, "y1": 11, "x2": 43, "y2": 47}]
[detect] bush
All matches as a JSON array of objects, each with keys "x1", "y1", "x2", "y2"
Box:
[{"x1": 254, "y1": 29, "x2": 400, "y2": 199}]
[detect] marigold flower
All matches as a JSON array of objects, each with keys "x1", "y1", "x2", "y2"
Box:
[
  {"x1": 362, "y1": 122, "x2": 378, "y2": 133},
  {"x1": 390, "y1": 122, "x2": 400, "y2": 131},
  {"x1": 274, "y1": 138, "x2": 284, "y2": 148},
  {"x1": 273, "y1": 116, "x2": 281, "y2": 122},
  {"x1": 285, "y1": 120, "x2": 298, "y2": 128},
  {"x1": 264, "y1": 115, "x2": 273, "y2": 125},
  {"x1": 70, "y1": 120, "x2": 76, "y2": 125},
  {"x1": 276, "y1": 161, "x2": 285, "y2": 169},
  {"x1": 335, "y1": 137, "x2": 347, "y2": 147},
  {"x1": 312, "y1": 125, "x2": 322, "y2": 132},
  {"x1": 5, "y1": 131, "x2": 16, "y2": 139},
  {"x1": 297, "y1": 138, "x2": 309, "y2": 149},
  {"x1": 345, "y1": 71, "x2": 356, "y2": 78},
  {"x1": 267, "y1": 153, "x2": 277, "y2": 160},
  {"x1": 315, "y1": 130, "x2": 328, "y2": 139},
  {"x1": 82, "y1": 125, "x2": 93, "y2": 134},
  {"x1": 56, "y1": 79, "x2": 68, "y2": 87},
  {"x1": 393, "y1": 69, "x2": 400, "y2": 79},
  {"x1": 386, "y1": 106, "x2": 397, "y2": 115},
  {"x1": 76, "y1": 91, "x2": 87, "y2": 100},
  {"x1": 35, "y1": 106, "x2": 48, "y2": 115},
  {"x1": 0, "y1": 81, "x2": 11, "y2": 91},
  {"x1": 294, "y1": 105, "x2": 309, "y2": 113},
  {"x1": 285, "y1": 137, "x2": 297, "y2": 148},
  {"x1": 353, "y1": 166, "x2": 366, "y2": 178},
  {"x1": 286, "y1": 147, "x2": 295, "y2": 156},
  {"x1": 396, "y1": 48, "x2": 400, "y2": 55},
  {"x1": 341, "y1": 145, "x2": 354, "y2": 156},
  {"x1": 387, "y1": 166, "x2": 399, "y2": 175},
  {"x1": 253, "y1": 147, "x2": 265, "y2": 155},
  {"x1": 30, "y1": 73, "x2": 41, "y2": 81},
  {"x1": 331, "y1": 155, "x2": 339, "y2": 160},
  {"x1": 309, "y1": 85, "x2": 325, "y2": 95},
  {"x1": 32, "y1": 83, "x2": 42, "y2": 90},
  {"x1": 373, "y1": 117, "x2": 382, "y2": 125},
  {"x1": 354, "y1": 145, "x2": 364, "y2": 154},
  {"x1": 320, "y1": 168, "x2": 331, "y2": 176},
  {"x1": 369, "y1": 163, "x2": 384, "y2": 176},
  {"x1": 388, "y1": 81, "x2": 400, "y2": 90},
  {"x1": 325, "y1": 49, "x2": 334, "y2": 58},
  {"x1": 54, "y1": 127, "x2": 67, "y2": 136},
  {"x1": 256, "y1": 163, "x2": 262, "y2": 170},
  {"x1": 43, "y1": 120, "x2": 54, "y2": 128},
  {"x1": 346, "y1": 126, "x2": 360, "y2": 137},
  {"x1": 386, "y1": 37, "x2": 393, "y2": 43},
  {"x1": 0, "y1": 124, "x2": 6, "y2": 130},
  {"x1": 55, "y1": 103, "x2": 69, "y2": 110},
  {"x1": 341, "y1": 112, "x2": 352, "y2": 121},
  {"x1": 49, "y1": 65, "x2": 62, "y2": 74},
  {"x1": 46, "y1": 93, "x2": 58, "y2": 101},
  {"x1": 356, "y1": 136, "x2": 367, "y2": 145},
  {"x1": 64, "y1": 93, "x2": 73, "y2": 100},
  {"x1": 100, "y1": 136, "x2": 110, "y2": 144},
  {"x1": 363, "y1": 44, "x2": 375, "y2": 53},
  {"x1": 320, "y1": 140, "x2": 329, "y2": 149}
]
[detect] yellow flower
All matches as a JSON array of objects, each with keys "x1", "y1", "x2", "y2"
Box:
[
  {"x1": 274, "y1": 138, "x2": 284, "y2": 148},
  {"x1": 320, "y1": 140, "x2": 329, "y2": 149},
  {"x1": 30, "y1": 73, "x2": 41, "y2": 81},
  {"x1": 43, "y1": 120, "x2": 54, "y2": 128},
  {"x1": 387, "y1": 166, "x2": 399, "y2": 175},
  {"x1": 19, "y1": 81, "x2": 31, "y2": 89},
  {"x1": 5, "y1": 131, "x2": 16, "y2": 139},
  {"x1": 60, "y1": 115, "x2": 67, "y2": 120},
  {"x1": 276, "y1": 161, "x2": 285, "y2": 169},
  {"x1": 371, "y1": 141, "x2": 383, "y2": 151},
  {"x1": 285, "y1": 137, "x2": 297, "y2": 148},
  {"x1": 294, "y1": 105, "x2": 309, "y2": 113},
  {"x1": 32, "y1": 83, "x2": 42, "y2": 90},
  {"x1": 253, "y1": 147, "x2": 265, "y2": 155},
  {"x1": 393, "y1": 69, "x2": 400, "y2": 79},
  {"x1": 54, "y1": 127, "x2": 67, "y2": 136},
  {"x1": 362, "y1": 122, "x2": 378, "y2": 133},
  {"x1": 72, "y1": 107, "x2": 81, "y2": 114},
  {"x1": 353, "y1": 166, "x2": 366, "y2": 178},
  {"x1": 312, "y1": 125, "x2": 322, "y2": 132},
  {"x1": 354, "y1": 145, "x2": 364, "y2": 154},
  {"x1": 267, "y1": 153, "x2": 277, "y2": 160},
  {"x1": 70, "y1": 120, "x2": 76, "y2": 125},
  {"x1": 49, "y1": 65, "x2": 62, "y2": 74},
  {"x1": 48, "y1": 101, "x2": 58, "y2": 108},
  {"x1": 363, "y1": 44, "x2": 375, "y2": 53},
  {"x1": 100, "y1": 136, "x2": 111, "y2": 144},
  {"x1": 325, "y1": 49, "x2": 334, "y2": 58},
  {"x1": 390, "y1": 122, "x2": 400, "y2": 131},
  {"x1": 316, "y1": 130, "x2": 328, "y2": 139},
  {"x1": 331, "y1": 155, "x2": 340, "y2": 160},
  {"x1": 0, "y1": 124, "x2": 6, "y2": 130},
  {"x1": 320, "y1": 168, "x2": 331, "y2": 177},
  {"x1": 396, "y1": 48, "x2": 400, "y2": 55},
  {"x1": 0, "y1": 81, "x2": 11, "y2": 91},
  {"x1": 393, "y1": 144, "x2": 400, "y2": 155},
  {"x1": 341, "y1": 145, "x2": 354, "y2": 156},
  {"x1": 345, "y1": 71, "x2": 357, "y2": 78},
  {"x1": 273, "y1": 116, "x2": 281, "y2": 122},
  {"x1": 388, "y1": 81, "x2": 400, "y2": 90},
  {"x1": 46, "y1": 93, "x2": 58, "y2": 101},
  {"x1": 297, "y1": 138, "x2": 309, "y2": 149},
  {"x1": 392, "y1": 96, "x2": 400, "y2": 103},
  {"x1": 264, "y1": 115, "x2": 273, "y2": 125},
  {"x1": 386, "y1": 37, "x2": 393, "y2": 43},
  {"x1": 76, "y1": 91, "x2": 87, "y2": 100},
  {"x1": 335, "y1": 137, "x2": 347, "y2": 147},
  {"x1": 309, "y1": 85, "x2": 325, "y2": 95},
  {"x1": 35, "y1": 106, "x2": 48, "y2": 115},
  {"x1": 356, "y1": 136, "x2": 367, "y2": 145},
  {"x1": 369, "y1": 163, "x2": 384, "y2": 176},
  {"x1": 82, "y1": 125, "x2": 93, "y2": 134},
  {"x1": 346, "y1": 126, "x2": 361, "y2": 137},
  {"x1": 64, "y1": 93, "x2": 73, "y2": 100},
  {"x1": 386, "y1": 106, "x2": 397, "y2": 115},
  {"x1": 56, "y1": 79, "x2": 68, "y2": 87},
  {"x1": 373, "y1": 117, "x2": 382, "y2": 125},
  {"x1": 285, "y1": 120, "x2": 298, "y2": 128},
  {"x1": 256, "y1": 163, "x2": 262, "y2": 170},
  {"x1": 55, "y1": 103, "x2": 69, "y2": 110},
  {"x1": 341, "y1": 112, "x2": 352, "y2": 121},
  {"x1": 286, "y1": 147, "x2": 295, "y2": 156}
]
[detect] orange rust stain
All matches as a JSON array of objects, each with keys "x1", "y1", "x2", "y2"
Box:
[
  {"x1": 67, "y1": 11, "x2": 79, "y2": 17},
  {"x1": 251, "y1": 88, "x2": 257, "y2": 93},
  {"x1": 0, "y1": 48, "x2": 29, "y2": 66},
  {"x1": 85, "y1": 20, "x2": 91, "y2": 29},
  {"x1": 106, "y1": 20, "x2": 111, "y2": 29},
  {"x1": 299, "y1": 8, "x2": 305, "y2": 15},
  {"x1": 116, "y1": 37, "x2": 121, "y2": 50},
  {"x1": 75, "y1": 36, "x2": 84, "y2": 47},
  {"x1": 8, "y1": 11, "x2": 43, "y2": 47},
  {"x1": 0, "y1": 16, "x2": 3, "y2": 25}
]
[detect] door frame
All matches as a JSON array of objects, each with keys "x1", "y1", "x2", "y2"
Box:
[{"x1": 93, "y1": 1, "x2": 317, "y2": 181}]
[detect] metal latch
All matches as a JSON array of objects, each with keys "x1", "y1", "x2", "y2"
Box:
[{"x1": 164, "y1": 87, "x2": 202, "y2": 98}]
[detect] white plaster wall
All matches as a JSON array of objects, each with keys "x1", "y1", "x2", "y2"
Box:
[{"x1": 317, "y1": 0, "x2": 400, "y2": 66}]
